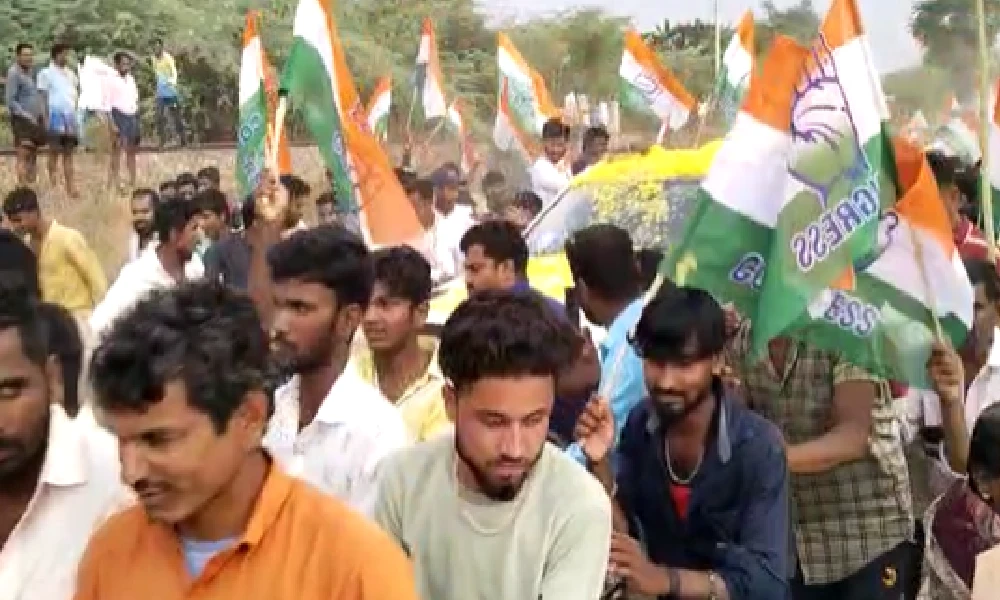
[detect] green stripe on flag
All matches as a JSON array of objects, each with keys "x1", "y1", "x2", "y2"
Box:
[
  {"x1": 236, "y1": 87, "x2": 268, "y2": 199},
  {"x1": 280, "y1": 40, "x2": 355, "y2": 210}
]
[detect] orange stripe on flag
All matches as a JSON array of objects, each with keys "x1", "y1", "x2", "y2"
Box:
[
  {"x1": 623, "y1": 30, "x2": 697, "y2": 110},
  {"x1": 736, "y1": 10, "x2": 755, "y2": 51},
  {"x1": 321, "y1": 0, "x2": 422, "y2": 246},
  {"x1": 993, "y1": 79, "x2": 1000, "y2": 126},
  {"x1": 741, "y1": 35, "x2": 808, "y2": 133},
  {"x1": 820, "y1": 0, "x2": 865, "y2": 49},
  {"x1": 895, "y1": 137, "x2": 957, "y2": 255},
  {"x1": 498, "y1": 32, "x2": 560, "y2": 120}
]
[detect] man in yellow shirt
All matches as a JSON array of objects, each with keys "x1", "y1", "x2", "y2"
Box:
[
  {"x1": 357, "y1": 246, "x2": 450, "y2": 442},
  {"x1": 3, "y1": 187, "x2": 106, "y2": 344},
  {"x1": 151, "y1": 38, "x2": 186, "y2": 148}
]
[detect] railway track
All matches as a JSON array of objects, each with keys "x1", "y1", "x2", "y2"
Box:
[{"x1": 0, "y1": 140, "x2": 316, "y2": 157}]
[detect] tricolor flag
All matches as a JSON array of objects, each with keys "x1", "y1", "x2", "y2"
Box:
[
  {"x1": 664, "y1": 2, "x2": 973, "y2": 387},
  {"x1": 494, "y1": 78, "x2": 539, "y2": 163},
  {"x1": 366, "y1": 75, "x2": 392, "y2": 141},
  {"x1": 714, "y1": 10, "x2": 755, "y2": 126},
  {"x1": 416, "y1": 17, "x2": 448, "y2": 120},
  {"x1": 619, "y1": 29, "x2": 697, "y2": 131},
  {"x1": 984, "y1": 79, "x2": 1000, "y2": 238},
  {"x1": 930, "y1": 94, "x2": 982, "y2": 165},
  {"x1": 262, "y1": 52, "x2": 292, "y2": 176},
  {"x1": 282, "y1": 0, "x2": 422, "y2": 247},
  {"x1": 236, "y1": 12, "x2": 268, "y2": 198},
  {"x1": 447, "y1": 99, "x2": 479, "y2": 175},
  {"x1": 496, "y1": 32, "x2": 559, "y2": 136}
]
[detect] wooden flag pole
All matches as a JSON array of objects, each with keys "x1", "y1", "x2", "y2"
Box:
[
  {"x1": 976, "y1": 0, "x2": 997, "y2": 260},
  {"x1": 270, "y1": 97, "x2": 287, "y2": 169}
]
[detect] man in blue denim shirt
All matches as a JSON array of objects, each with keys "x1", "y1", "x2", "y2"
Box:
[
  {"x1": 577, "y1": 287, "x2": 789, "y2": 600},
  {"x1": 565, "y1": 224, "x2": 647, "y2": 464}
]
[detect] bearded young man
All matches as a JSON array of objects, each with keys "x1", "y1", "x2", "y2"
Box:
[{"x1": 373, "y1": 291, "x2": 612, "y2": 600}]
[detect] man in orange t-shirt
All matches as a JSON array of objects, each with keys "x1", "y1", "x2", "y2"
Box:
[{"x1": 76, "y1": 282, "x2": 417, "y2": 600}]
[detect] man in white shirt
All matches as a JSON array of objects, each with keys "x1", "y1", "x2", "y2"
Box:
[
  {"x1": 373, "y1": 291, "x2": 612, "y2": 600},
  {"x1": 261, "y1": 225, "x2": 408, "y2": 516},
  {"x1": 0, "y1": 289, "x2": 130, "y2": 600},
  {"x1": 108, "y1": 51, "x2": 140, "y2": 191},
  {"x1": 90, "y1": 198, "x2": 200, "y2": 340},
  {"x1": 902, "y1": 258, "x2": 1000, "y2": 512},
  {"x1": 529, "y1": 118, "x2": 573, "y2": 206},
  {"x1": 432, "y1": 168, "x2": 476, "y2": 276}
]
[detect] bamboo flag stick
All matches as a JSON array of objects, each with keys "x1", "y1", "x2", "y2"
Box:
[
  {"x1": 270, "y1": 97, "x2": 288, "y2": 169},
  {"x1": 405, "y1": 86, "x2": 419, "y2": 135},
  {"x1": 976, "y1": 0, "x2": 997, "y2": 260}
]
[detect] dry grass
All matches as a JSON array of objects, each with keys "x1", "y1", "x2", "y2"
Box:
[{"x1": 0, "y1": 147, "x2": 327, "y2": 275}]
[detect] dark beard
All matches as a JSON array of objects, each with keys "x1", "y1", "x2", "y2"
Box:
[{"x1": 454, "y1": 428, "x2": 542, "y2": 502}]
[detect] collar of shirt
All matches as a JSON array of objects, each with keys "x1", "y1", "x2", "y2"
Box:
[
  {"x1": 599, "y1": 298, "x2": 644, "y2": 361},
  {"x1": 148, "y1": 459, "x2": 293, "y2": 549},
  {"x1": 354, "y1": 336, "x2": 444, "y2": 400},
  {"x1": 40, "y1": 404, "x2": 90, "y2": 487},
  {"x1": 277, "y1": 364, "x2": 379, "y2": 427}
]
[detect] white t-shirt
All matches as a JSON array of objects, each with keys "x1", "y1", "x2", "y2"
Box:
[
  {"x1": 529, "y1": 157, "x2": 571, "y2": 206},
  {"x1": 108, "y1": 73, "x2": 138, "y2": 115},
  {"x1": 373, "y1": 433, "x2": 612, "y2": 600},
  {"x1": 263, "y1": 365, "x2": 409, "y2": 516},
  {"x1": 0, "y1": 406, "x2": 132, "y2": 600},
  {"x1": 428, "y1": 205, "x2": 475, "y2": 283}
]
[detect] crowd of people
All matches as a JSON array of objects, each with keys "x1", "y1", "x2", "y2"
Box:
[
  {"x1": 5, "y1": 40, "x2": 187, "y2": 197},
  {"x1": 3, "y1": 36, "x2": 1000, "y2": 600}
]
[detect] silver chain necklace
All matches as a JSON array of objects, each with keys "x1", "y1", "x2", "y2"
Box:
[{"x1": 664, "y1": 439, "x2": 704, "y2": 485}]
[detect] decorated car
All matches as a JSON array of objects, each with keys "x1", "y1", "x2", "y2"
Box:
[{"x1": 428, "y1": 141, "x2": 722, "y2": 325}]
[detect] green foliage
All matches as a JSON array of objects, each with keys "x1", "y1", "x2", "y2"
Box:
[{"x1": 910, "y1": 0, "x2": 1000, "y2": 96}]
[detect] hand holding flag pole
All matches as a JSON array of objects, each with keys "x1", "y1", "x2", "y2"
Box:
[{"x1": 270, "y1": 96, "x2": 288, "y2": 169}]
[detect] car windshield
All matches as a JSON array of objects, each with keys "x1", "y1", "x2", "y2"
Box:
[{"x1": 525, "y1": 176, "x2": 703, "y2": 255}]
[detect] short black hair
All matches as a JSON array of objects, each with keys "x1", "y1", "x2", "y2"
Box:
[
  {"x1": 280, "y1": 175, "x2": 311, "y2": 199},
  {"x1": 50, "y1": 43, "x2": 70, "y2": 59},
  {"x1": 414, "y1": 178, "x2": 434, "y2": 203},
  {"x1": 196, "y1": 189, "x2": 228, "y2": 217},
  {"x1": 966, "y1": 258, "x2": 1000, "y2": 302},
  {"x1": 565, "y1": 224, "x2": 640, "y2": 301},
  {"x1": 440, "y1": 291, "x2": 576, "y2": 392},
  {"x1": 395, "y1": 168, "x2": 417, "y2": 192},
  {"x1": 113, "y1": 51, "x2": 130, "y2": 65},
  {"x1": 0, "y1": 281, "x2": 49, "y2": 367},
  {"x1": 3, "y1": 187, "x2": 40, "y2": 216},
  {"x1": 15, "y1": 43, "x2": 33, "y2": 55},
  {"x1": 159, "y1": 180, "x2": 177, "y2": 193},
  {"x1": 969, "y1": 403, "x2": 1000, "y2": 481},
  {"x1": 315, "y1": 191, "x2": 335, "y2": 208},
  {"x1": 541, "y1": 118, "x2": 570, "y2": 140},
  {"x1": 631, "y1": 286, "x2": 726, "y2": 364},
  {"x1": 0, "y1": 229, "x2": 40, "y2": 298},
  {"x1": 175, "y1": 172, "x2": 198, "y2": 189},
  {"x1": 460, "y1": 220, "x2": 529, "y2": 275},
  {"x1": 197, "y1": 166, "x2": 221, "y2": 186},
  {"x1": 371, "y1": 246, "x2": 432, "y2": 305},
  {"x1": 267, "y1": 225, "x2": 373, "y2": 310},
  {"x1": 132, "y1": 187, "x2": 159, "y2": 204},
  {"x1": 582, "y1": 125, "x2": 610, "y2": 148},
  {"x1": 39, "y1": 302, "x2": 83, "y2": 416},
  {"x1": 153, "y1": 197, "x2": 200, "y2": 242},
  {"x1": 241, "y1": 196, "x2": 256, "y2": 228},
  {"x1": 89, "y1": 282, "x2": 271, "y2": 432},
  {"x1": 513, "y1": 190, "x2": 543, "y2": 217}
]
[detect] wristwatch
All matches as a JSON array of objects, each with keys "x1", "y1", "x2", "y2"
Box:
[{"x1": 707, "y1": 571, "x2": 722, "y2": 600}]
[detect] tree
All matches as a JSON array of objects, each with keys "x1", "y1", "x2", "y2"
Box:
[
  {"x1": 756, "y1": 0, "x2": 821, "y2": 51},
  {"x1": 910, "y1": 0, "x2": 1000, "y2": 98}
]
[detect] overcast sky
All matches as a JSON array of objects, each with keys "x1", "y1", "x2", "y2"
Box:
[{"x1": 480, "y1": 0, "x2": 922, "y2": 73}]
